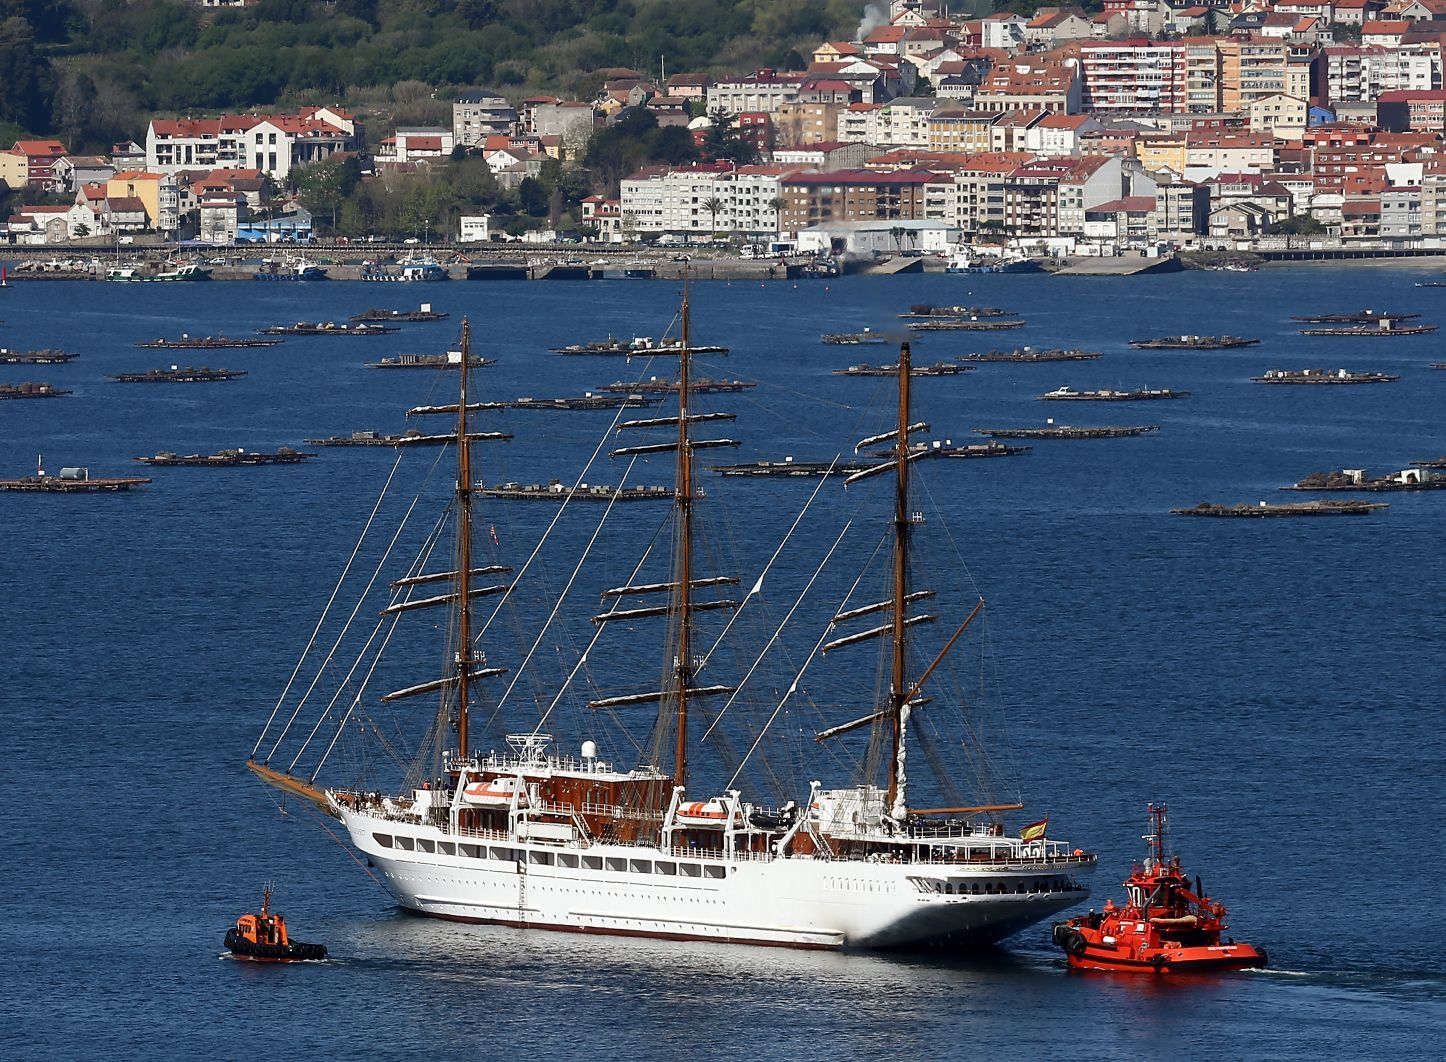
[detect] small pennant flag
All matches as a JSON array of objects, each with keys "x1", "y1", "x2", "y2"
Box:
[
  {"x1": 489, "y1": 525, "x2": 499, "y2": 546},
  {"x1": 1019, "y1": 818, "x2": 1048, "y2": 842}
]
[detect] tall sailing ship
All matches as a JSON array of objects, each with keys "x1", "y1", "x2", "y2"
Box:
[{"x1": 248, "y1": 294, "x2": 1094, "y2": 950}]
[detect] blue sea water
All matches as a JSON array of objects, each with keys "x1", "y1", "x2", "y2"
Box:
[{"x1": 0, "y1": 265, "x2": 1443, "y2": 1059}]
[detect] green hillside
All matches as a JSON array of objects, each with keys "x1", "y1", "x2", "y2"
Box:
[{"x1": 3, "y1": 0, "x2": 864, "y2": 149}]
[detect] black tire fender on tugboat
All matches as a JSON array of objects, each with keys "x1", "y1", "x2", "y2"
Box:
[{"x1": 1052, "y1": 923, "x2": 1088, "y2": 956}]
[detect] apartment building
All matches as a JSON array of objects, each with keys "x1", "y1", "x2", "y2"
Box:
[
  {"x1": 777, "y1": 168, "x2": 936, "y2": 231},
  {"x1": 1079, "y1": 42, "x2": 1189, "y2": 114}
]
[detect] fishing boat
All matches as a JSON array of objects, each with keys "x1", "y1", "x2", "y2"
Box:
[
  {"x1": 254, "y1": 258, "x2": 329, "y2": 282},
  {"x1": 1052, "y1": 804, "x2": 1266, "y2": 973},
  {"x1": 136, "y1": 336, "x2": 281, "y2": 349},
  {"x1": 943, "y1": 252, "x2": 1039, "y2": 275},
  {"x1": 246, "y1": 301, "x2": 1094, "y2": 951},
  {"x1": 361, "y1": 256, "x2": 449, "y2": 282},
  {"x1": 224, "y1": 886, "x2": 327, "y2": 962},
  {"x1": 105, "y1": 262, "x2": 211, "y2": 282}
]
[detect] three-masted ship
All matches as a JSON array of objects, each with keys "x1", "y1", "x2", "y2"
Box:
[{"x1": 248, "y1": 298, "x2": 1094, "y2": 950}]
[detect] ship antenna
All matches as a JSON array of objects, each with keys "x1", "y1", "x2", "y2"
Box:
[
  {"x1": 1147, "y1": 802, "x2": 1168, "y2": 868},
  {"x1": 887, "y1": 341, "x2": 912, "y2": 819},
  {"x1": 675, "y1": 273, "x2": 695, "y2": 789},
  {"x1": 455, "y1": 320, "x2": 474, "y2": 762}
]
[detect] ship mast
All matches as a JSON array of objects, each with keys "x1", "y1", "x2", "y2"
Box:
[
  {"x1": 887, "y1": 342, "x2": 912, "y2": 816},
  {"x1": 674, "y1": 281, "x2": 696, "y2": 788},
  {"x1": 455, "y1": 320, "x2": 475, "y2": 760}
]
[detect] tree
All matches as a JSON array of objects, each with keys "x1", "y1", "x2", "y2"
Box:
[
  {"x1": 0, "y1": 17, "x2": 47, "y2": 130},
  {"x1": 293, "y1": 158, "x2": 359, "y2": 230},
  {"x1": 702, "y1": 195, "x2": 723, "y2": 234},
  {"x1": 701, "y1": 108, "x2": 759, "y2": 165},
  {"x1": 517, "y1": 175, "x2": 548, "y2": 217}
]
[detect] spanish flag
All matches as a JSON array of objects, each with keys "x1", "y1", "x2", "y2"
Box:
[{"x1": 1019, "y1": 818, "x2": 1048, "y2": 842}]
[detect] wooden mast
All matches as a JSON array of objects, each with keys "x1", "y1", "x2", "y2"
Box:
[
  {"x1": 454, "y1": 320, "x2": 474, "y2": 761},
  {"x1": 886, "y1": 341, "x2": 912, "y2": 812},
  {"x1": 674, "y1": 278, "x2": 695, "y2": 788}
]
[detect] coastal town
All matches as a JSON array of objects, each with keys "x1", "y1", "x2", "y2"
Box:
[{"x1": 7, "y1": 0, "x2": 1446, "y2": 261}]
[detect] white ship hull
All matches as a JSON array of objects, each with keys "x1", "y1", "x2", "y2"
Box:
[{"x1": 340, "y1": 807, "x2": 1091, "y2": 950}]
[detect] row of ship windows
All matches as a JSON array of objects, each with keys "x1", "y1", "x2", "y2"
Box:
[{"x1": 375, "y1": 833, "x2": 728, "y2": 879}]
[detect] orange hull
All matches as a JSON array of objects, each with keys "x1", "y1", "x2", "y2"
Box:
[{"x1": 1065, "y1": 938, "x2": 1268, "y2": 974}]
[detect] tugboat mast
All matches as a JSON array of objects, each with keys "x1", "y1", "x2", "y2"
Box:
[{"x1": 455, "y1": 320, "x2": 475, "y2": 760}]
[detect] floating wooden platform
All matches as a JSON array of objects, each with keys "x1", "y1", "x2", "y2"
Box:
[
  {"x1": 972, "y1": 424, "x2": 1159, "y2": 439},
  {"x1": 134, "y1": 448, "x2": 316, "y2": 467},
  {"x1": 136, "y1": 337, "x2": 281, "y2": 349},
  {"x1": 898, "y1": 305, "x2": 1012, "y2": 320},
  {"x1": 1282, "y1": 469, "x2": 1446, "y2": 492},
  {"x1": 0, "y1": 469, "x2": 150, "y2": 492},
  {"x1": 258, "y1": 322, "x2": 399, "y2": 336},
  {"x1": 1251, "y1": 369, "x2": 1399, "y2": 384},
  {"x1": 0, "y1": 348, "x2": 76, "y2": 364},
  {"x1": 1299, "y1": 322, "x2": 1435, "y2": 336},
  {"x1": 595, "y1": 377, "x2": 755, "y2": 394},
  {"x1": 1172, "y1": 500, "x2": 1388, "y2": 517},
  {"x1": 1038, "y1": 387, "x2": 1188, "y2": 401},
  {"x1": 482, "y1": 481, "x2": 672, "y2": 501},
  {"x1": 821, "y1": 331, "x2": 889, "y2": 345},
  {"x1": 366, "y1": 354, "x2": 495, "y2": 369},
  {"x1": 907, "y1": 319, "x2": 1025, "y2": 332},
  {"x1": 502, "y1": 393, "x2": 661, "y2": 410},
  {"x1": 1291, "y1": 310, "x2": 1418, "y2": 324},
  {"x1": 958, "y1": 348, "x2": 1100, "y2": 363},
  {"x1": 834, "y1": 362, "x2": 974, "y2": 377},
  {"x1": 1, "y1": 381, "x2": 72, "y2": 398},
  {"x1": 109, "y1": 367, "x2": 246, "y2": 383},
  {"x1": 350, "y1": 306, "x2": 449, "y2": 322},
  {"x1": 1129, "y1": 335, "x2": 1259, "y2": 349}
]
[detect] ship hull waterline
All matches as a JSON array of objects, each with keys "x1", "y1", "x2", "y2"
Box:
[{"x1": 341, "y1": 808, "x2": 1092, "y2": 951}]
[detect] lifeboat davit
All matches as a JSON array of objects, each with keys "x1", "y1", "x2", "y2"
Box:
[
  {"x1": 675, "y1": 798, "x2": 730, "y2": 827},
  {"x1": 224, "y1": 886, "x2": 327, "y2": 962},
  {"x1": 1051, "y1": 803, "x2": 1267, "y2": 974},
  {"x1": 461, "y1": 776, "x2": 524, "y2": 807}
]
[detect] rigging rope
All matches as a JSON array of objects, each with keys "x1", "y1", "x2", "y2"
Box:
[{"x1": 253, "y1": 449, "x2": 405, "y2": 757}]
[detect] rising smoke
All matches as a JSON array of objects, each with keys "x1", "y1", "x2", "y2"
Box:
[{"x1": 856, "y1": 2, "x2": 888, "y2": 42}]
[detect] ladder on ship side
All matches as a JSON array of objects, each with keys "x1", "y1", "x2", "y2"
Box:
[{"x1": 517, "y1": 855, "x2": 528, "y2": 925}]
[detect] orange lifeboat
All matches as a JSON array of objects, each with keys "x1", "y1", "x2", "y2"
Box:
[
  {"x1": 1052, "y1": 804, "x2": 1266, "y2": 974},
  {"x1": 224, "y1": 886, "x2": 327, "y2": 962},
  {"x1": 461, "y1": 776, "x2": 525, "y2": 807},
  {"x1": 675, "y1": 798, "x2": 731, "y2": 827}
]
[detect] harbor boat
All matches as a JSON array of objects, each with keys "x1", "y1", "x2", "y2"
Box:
[
  {"x1": 501, "y1": 393, "x2": 660, "y2": 410},
  {"x1": 259, "y1": 321, "x2": 400, "y2": 336},
  {"x1": 1282, "y1": 468, "x2": 1446, "y2": 492},
  {"x1": 1250, "y1": 368, "x2": 1399, "y2": 384},
  {"x1": 595, "y1": 377, "x2": 756, "y2": 394},
  {"x1": 1039, "y1": 386, "x2": 1188, "y2": 401},
  {"x1": 944, "y1": 252, "x2": 1040, "y2": 274},
  {"x1": 973, "y1": 424, "x2": 1159, "y2": 440},
  {"x1": 254, "y1": 258, "x2": 329, "y2": 282},
  {"x1": 105, "y1": 262, "x2": 212, "y2": 283},
  {"x1": 834, "y1": 362, "x2": 974, "y2": 377},
  {"x1": 1290, "y1": 309, "x2": 1417, "y2": 324},
  {"x1": 1128, "y1": 335, "x2": 1259, "y2": 349},
  {"x1": 247, "y1": 300, "x2": 1095, "y2": 952},
  {"x1": 136, "y1": 336, "x2": 281, "y2": 349},
  {"x1": 350, "y1": 304, "x2": 449, "y2": 323},
  {"x1": 361, "y1": 256, "x2": 450, "y2": 282},
  {"x1": 1298, "y1": 318, "x2": 1436, "y2": 337},
  {"x1": 907, "y1": 318, "x2": 1025, "y2": 332},
  {"x1": 0, "y1": 457, "x2": 149, "y2": 492},
  {"x1": 709, "y1": 457, "x2": 878, "y2": 477},
  {"x1": 1052, "y1": 804, "x2": 1266, "y2": 974},
  {"x1": 821, "y1": 329, "x2": 889, "y2": 345},
  {"x1": 134, "y1": 447, "x2": 316, "y2": 467},
  {"x1": 0, "y1": 381, "x2": 72, "y2": 399},
  {"x1": 366, "y1": 352, "x2": 496, "y2": 369},
  {"x1": 1172, "y1": 500, "x2": 1387, "y2": 517},
  {"x1": 224, "y1": 886, "x2": 327, "y2": 962},
  {"x1": 1434, "y1": 363, "x2": 1446, "y2": 369},
  {"x1": 958, "y1": 348, "x2": 1100, "y2": 363},
  {"x1": 108, "y1": 366, "x2": 246, "y2": 383},
  {"x1": 796, "y1": 256, "x2": 841, "y2": 278},
  {"x1": 481, "y1": 480, "x2": 673, "y2": 502},
  {"x1": 0, "y1": 348, "x2": 76, "y2": 364},
  {"x1": 898, "y1": 305, "x2": 1012, "y2": 320},
  {"x1": 551, "y1": 336, "x2": 729, "y2": 356}
]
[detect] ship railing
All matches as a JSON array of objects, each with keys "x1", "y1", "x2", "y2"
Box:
[{"x1": 581, "y1": 801, "x2": 665, "y2": 823}]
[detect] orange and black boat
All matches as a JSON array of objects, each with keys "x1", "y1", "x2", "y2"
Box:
[
  {"x1": 224, "y1": 886, "x2": 327, "y2": 962},
  {"x1": 1052, "y1": 804, "x2": 1266, "y2": 974}
]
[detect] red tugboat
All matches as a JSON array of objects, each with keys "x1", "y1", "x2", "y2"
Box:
[
  {"x1": 1052, "y1": 804, "x2": 1266, "y2": 974},
  {"x1": 224, "y1": 886, "x2": 327, "y2": 962}
]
